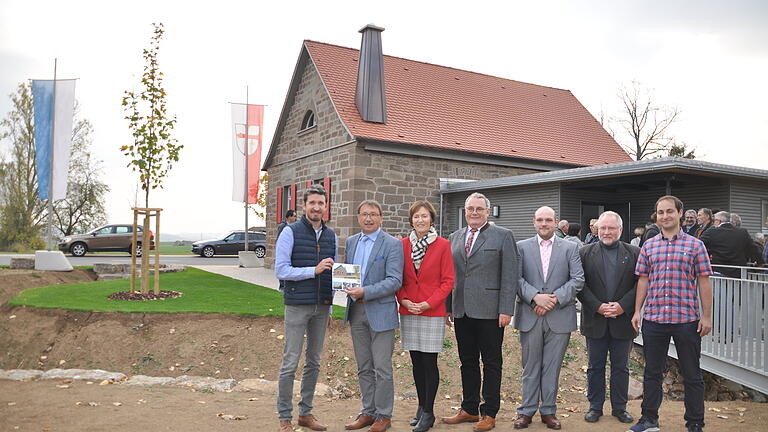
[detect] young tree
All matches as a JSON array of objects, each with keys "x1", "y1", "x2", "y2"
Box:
[
  {"x1": 0, "y1": 83, "x2": 46, "y2": 251},
  {"x1": 615, "y1": 81, "x2": 680, "y2": 160},
  {"x1": 52, "y1": 105, "x2": 110, "y2": 236},
  {"x1": 121, "y1": 22, "x2": 182, "y2": 208}
]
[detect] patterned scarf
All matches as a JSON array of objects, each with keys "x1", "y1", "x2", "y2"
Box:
[{"x1": 410, "y1": 226, "x2": 438, "y2": 271}]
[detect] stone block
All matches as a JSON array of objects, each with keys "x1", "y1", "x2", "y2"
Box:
[
  {"x1": 123, "y1": 375, "x2": 175, "y2": 386},
  {"x1": 232, "y1": 379, "x2": 331, "y2": 397},
  {"x1": 627, "y1": 376, "x2": 643, "y2": 400},
  {"x1": 0, "y1": 369, "x2": 43, "y2": 381},
  {"x1": 166, "y1": 375, "x2": 236, "y2": 392},
  {"x1": 41, "y1": 368, "x2": 126, "y2": 382},
  {"x1": 34, "y1": 251, "x2": 73, "y2": 271},
  {"x1": 9, "y1": 257, "x2": 34, "y2": 269}
]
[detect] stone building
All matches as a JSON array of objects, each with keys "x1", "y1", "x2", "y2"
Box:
[{"x1": 262, "y1": 25, "x2": 630, "y2": 266}]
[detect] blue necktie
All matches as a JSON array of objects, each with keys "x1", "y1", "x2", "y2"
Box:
[{"x1": 354, "y1": 235, "x2": 370, "y2": 282}]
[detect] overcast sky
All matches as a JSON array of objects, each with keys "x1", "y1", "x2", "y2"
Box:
[{"x1": 1, "y1": 0, "x2": 766, "y2": 238}]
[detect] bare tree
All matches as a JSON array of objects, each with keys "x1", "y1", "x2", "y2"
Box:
[{"x1": 616, "y1": 81, "x2": 680, "y2": 160}]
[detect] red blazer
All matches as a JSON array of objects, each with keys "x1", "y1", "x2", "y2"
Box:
[{"x1": 397, "y1": 236, "x2": 455, "y2": 317}]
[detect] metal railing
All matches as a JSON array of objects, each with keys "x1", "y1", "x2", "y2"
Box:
[{"x1": 636, "y1": 265, "x2": 768, "y2": 394}]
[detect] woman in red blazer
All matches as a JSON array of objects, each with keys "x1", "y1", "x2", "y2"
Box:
[{"x1": 397, "y1": 200, "x2": 455, "y2": 432}]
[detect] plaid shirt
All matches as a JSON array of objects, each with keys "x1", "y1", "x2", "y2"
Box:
[{"x1": 635, "y1": 229, "x2": 713, "y2": 323}]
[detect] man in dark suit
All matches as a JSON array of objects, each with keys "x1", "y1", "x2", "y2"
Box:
[
  {"x1": 577, "y1": 211, "x2": 640, "y2": 425},
  {"x1": 700, "y1": 211, "x2": 760, "y2": 278},
  {"x1": 442, "y1": 192, "x2": 520, "y2": 432},
  {"x1": 682, "y1": 210, "x2": 699, "y2": 235}
]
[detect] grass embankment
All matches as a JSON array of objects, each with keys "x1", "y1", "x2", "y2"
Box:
[{"x1": 10, "y1": 267, "x2": 345, "y2": 319}]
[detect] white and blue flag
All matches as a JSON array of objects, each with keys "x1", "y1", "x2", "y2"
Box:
[{"x1": 32, "y1": 79, "x2": 76, "y2": 201}]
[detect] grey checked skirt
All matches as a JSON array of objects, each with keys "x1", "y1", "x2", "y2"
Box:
[{"x1": 400, "y1": 314, "x2": 445, "y2": 353}]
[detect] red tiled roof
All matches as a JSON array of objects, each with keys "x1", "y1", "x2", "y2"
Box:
[{"x1": 305, "y1": 40, "x2": 631, "y2": 167}]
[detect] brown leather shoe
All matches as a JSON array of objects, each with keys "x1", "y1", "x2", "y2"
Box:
[
  {"x1": 368, "y1": 417, "x2": 391, "y2": 432},
  {"x1": 297, "y1": 414, "x2": 327, "y2": 431},
  {"x1": 473, "y1": 415, "x2": 496, "y2": 431},
  {"x1": 345, "y1": 414, "x2": 375, "y2": 430},
  {"x1": 513, "y1": 414, "x2": 532, "y2": 429},
  {"x1": 441, "y1": 409, "x2": 480, "y2": 424},
  {"x1": 541, "y1": 414, "x2": 562, "y2": 430},
  {"x1": 278, "y1": 420, "x2": 294, "y2": 432}
]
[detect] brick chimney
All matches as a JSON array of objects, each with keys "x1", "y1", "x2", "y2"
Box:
[{"x1": 355, "y1": 24, "x2": 387, "y2": 123}]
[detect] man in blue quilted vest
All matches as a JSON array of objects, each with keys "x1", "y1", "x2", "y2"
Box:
[{"x1": 275, "y1": 184, "x2": 337, "y2": 432}]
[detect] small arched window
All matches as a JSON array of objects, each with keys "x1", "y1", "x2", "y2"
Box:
[{"x1": 300, "y1": 110, "x2": 316, "y2": 131}]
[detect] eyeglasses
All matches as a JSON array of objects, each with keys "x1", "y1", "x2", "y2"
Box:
[
  {"x1": 465, "y1": 207, "x2": 487, "y2": 214},
  {"x1": 359, "y1": 213, "x2": 381, "y2": 219}
]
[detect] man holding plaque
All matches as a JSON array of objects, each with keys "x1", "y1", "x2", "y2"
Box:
[{"x1": 343, "y1": 199, "x2": 404, "y2": 432}]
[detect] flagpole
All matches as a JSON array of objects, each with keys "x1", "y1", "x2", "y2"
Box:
[
  {"x1": 244, "y1": 86, "x2": 249, "y2": 253},
  {"x1": 46, "y1": 58, "x2": 58, "y2": 251}
]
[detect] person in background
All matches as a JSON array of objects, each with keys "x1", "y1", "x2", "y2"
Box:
[
  {"x1": 555, "y1": 220, "x2": 569, "y2": 238},
  {"x1": 398, "y1": 200, "x2": 455, "y2": 432},
  {"x1": 277, "y1": 209, "x2": 298, "y2": 291},
  {"x1": 729, "y1": 213, "x2": 742, "y2": 228},
  {"x1": 639, "y1": 213, "x2": 659, "y2": 248},
  {"x1": 630, "y1": 227, "x2": 645, "y2": 247},
  {"x1": 700, "y1": 211, "x2": 760, "y2": 277},
  {"x1": 682, "y1": 210, "x2": 699, "y2": 235},
  {"x1": 564, "y1": 222, "x2": 584, "y2": 247},
  {"x1": 694, "y1": 208, "x2": 713, "y2": 238},
  {"x1": 585, "y1": 219, "x2": 600, "y2": 244}
]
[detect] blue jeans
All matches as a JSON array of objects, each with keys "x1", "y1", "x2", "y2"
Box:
[{"x1": 640, "y1": 319, "x2": 705, "y2": 428}]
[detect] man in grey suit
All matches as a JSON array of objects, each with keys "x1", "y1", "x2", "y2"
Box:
[
  {"x1": 577, "y1": 211, "x2": 639, "y2": 425},
  {"x1": 343, "y1": 200, "x2": 404, "y2": 432},
  {"x1": 514, "y1": 206, "x2": 584, "y2": 430},
  {"x1": 442, "y1": 192, "x2": 520, "y2": 432}
]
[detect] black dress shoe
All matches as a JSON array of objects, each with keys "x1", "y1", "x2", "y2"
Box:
[
  {"x1": 612, "y1": 410, "x2": 634, "y2": 423},
  {"x1": 412, "y1": 412, "x2": 435, "y2": 432},
  {"x1": 584, "y1": 409, "x2": 602, "y2": 422},
  {"x1": 409, "y1": 406, "x2": 424, "y2": 427}
]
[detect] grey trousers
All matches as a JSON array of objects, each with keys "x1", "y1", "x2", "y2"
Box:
[
  {"x1": 518, "y1": 317, "x2": 570, "y2": 417},
  {"x1": 349, "y1": 301, "x2": 396, "y2": 418},
  {"x1": 276, "y1": 304, "x2": 330, "y2": 421}
]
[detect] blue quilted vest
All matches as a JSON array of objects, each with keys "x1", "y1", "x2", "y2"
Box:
[{"x1": 283, "y1": 216, "x2": 335, "y2": 305}]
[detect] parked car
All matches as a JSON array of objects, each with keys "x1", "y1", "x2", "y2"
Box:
[
  {"x1": 58, "y1": 224, "x2": 155, "y2": 257},
  {"x1": 192, "y1": 231, "x2": 266, "y2": 258}
]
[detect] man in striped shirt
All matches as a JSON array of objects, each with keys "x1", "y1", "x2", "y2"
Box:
[{"x1": 629, "y1": 195, "x2": 713, "y2": 432}]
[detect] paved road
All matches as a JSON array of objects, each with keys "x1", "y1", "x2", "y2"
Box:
[{"x1": 0, "y1": 254, "x2": 238, "y2": 266}]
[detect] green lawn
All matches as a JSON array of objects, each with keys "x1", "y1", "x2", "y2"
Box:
[{"x1": 9, "y1": 267, "x2": 346, "y2": 319}]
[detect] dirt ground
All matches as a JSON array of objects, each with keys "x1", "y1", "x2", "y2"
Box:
[{"x1": 1, "y1": 269, "x2": 767, "y2": 431}]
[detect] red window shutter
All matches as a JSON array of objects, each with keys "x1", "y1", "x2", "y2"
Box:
[
  {"x1": 323, "y1": 177, "x2": 331, "y2": 221},
  {"x1": 276, "y1": 187, "x2": 283, "y2": 224},
  {"x1": 305, "y1": 180, "x2": 312, "y2": 188},
  {"x1": 289, "y1": 184, "x2": 297, "y2": 210}
]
